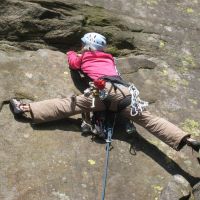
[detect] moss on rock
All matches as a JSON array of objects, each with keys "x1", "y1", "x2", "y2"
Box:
[
  {"x1": 181, "y1": 119, "x2": 200, "y2": 137},
  {"x1": 0, "y1": 1, "x2": 141, "y2": 56}
]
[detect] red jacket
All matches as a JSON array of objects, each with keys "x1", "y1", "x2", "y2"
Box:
[{"x1": 67, "y1": 51, "x2": 118, "y2": 80}]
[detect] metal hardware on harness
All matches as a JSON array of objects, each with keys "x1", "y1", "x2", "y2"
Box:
[
  {"x1": 91, "y1": 97, "x2": 95, "y2": 108},
  {"x1": 129, "y1": 84, "x2": 149, "y2": 116},
  {"x1": 84, "y1": 82, "x2": 108, "y2": 108},
  {"x1": 83, "y1": 88, "x2": 91, "y2": 97},
  {"x1": 99, "y1": 89, "x2": 108, "y2": 100}
]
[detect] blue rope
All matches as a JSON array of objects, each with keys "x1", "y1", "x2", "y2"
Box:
[{"x1": 101, "y1": 127, "x2": 113, "y2": 200}]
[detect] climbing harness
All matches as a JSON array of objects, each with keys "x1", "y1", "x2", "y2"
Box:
[
  {"x1": 100, "y1": 76, "x2": 149, "y2": 115},
  {"x1": 84, "y1": 80, "x2": 108, "y2": 109},
  {"x1": 83, "y1": 76, "x2": 148, "y2": 139}
]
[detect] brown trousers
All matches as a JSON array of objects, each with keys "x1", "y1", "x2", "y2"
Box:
[{"x1": 29, "y1": 83, "x2": 189, "y2": 150}]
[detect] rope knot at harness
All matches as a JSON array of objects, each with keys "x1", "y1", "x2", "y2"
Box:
[{"x1": 129, "y1": 84, "x2": 149, "y2": 116}]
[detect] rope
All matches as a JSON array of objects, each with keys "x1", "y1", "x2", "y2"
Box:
[{"x1": 101, "y1": 113, "x2": 116, "y2": 200}]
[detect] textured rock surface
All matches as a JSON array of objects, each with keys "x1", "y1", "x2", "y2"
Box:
[
  {"x1": 160, "y1": 175, "x2": 191, "y2": 200},
  {"x1": 0, "y1": 0, "x2": 200, "y2": 200},
  {"x1": 192, "y1": 182, "x2": 200, "y2": 200},
  {"x1": 0, "y1": 0, "x2": 137, "y2": 56}
]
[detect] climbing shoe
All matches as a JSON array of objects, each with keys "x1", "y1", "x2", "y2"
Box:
[
  {"x1": 187, "y1": 140, "x2": 200, "y2": 153},
  {"x1": 10, "y1": 99, "x2": 25, "y2": 115}
]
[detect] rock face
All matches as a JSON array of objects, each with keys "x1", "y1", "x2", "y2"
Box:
[
  {"x1": 160, "y1": 175, "x2": 191, "y2": 200},
  {"x1": 0, "y1": 0, "x2": 137, "y2": 56},
  {"x1": 193, "y1": 182, "x2": 200, "y2": 200},
  {"x1": 0, "y1": 0, "x2": 200, "y2": 200}
]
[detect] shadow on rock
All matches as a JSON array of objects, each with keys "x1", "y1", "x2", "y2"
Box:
[
  {"x1": 15, "y1": 116, "x2": 200, "y2": 187},
  {"x1": 30, "y1": 118, "x2": 82, "y2": 132},
  {"x1": 113, "y1": 127, "x2": 200, "y2": 187}
]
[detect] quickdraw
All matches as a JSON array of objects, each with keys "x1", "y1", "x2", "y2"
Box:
[{"x1": 84, "y1": 80, "x2": 108, "y2": 108}]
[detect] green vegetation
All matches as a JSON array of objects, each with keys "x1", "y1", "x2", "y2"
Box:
[
  {"x1": 186, "y1": 8, "x2": 194, "y2": 14},
  {"x1": 80, "y1": 6, "x2": 136, "y2": 57},
  {"x1": 182, "y1": 55, "x2": 196, "y2": 69},
  {"x1": 159, "y1": 40, "x2": 165, "y2": 48},
  {"x1": 177, "y1": 66, "x2": 188, "y2": 74},
  {"x1": 146, "y1": 0, "x2": 159, "y2": 5},
  {"x1": 181, "y1": 119, "x2": 200, "y2": 136},
  {"x1": 106, "y1": 46, "x2": 120, "y2": 56},
  {"x1": 180, "y1": 79, "x2": 189, "y2": 87},
  {"x1": 167, "y1": 79, "x2": 178, "y2": 88},
  {"x1": 188, "y1": 99, "x2": 198, "y2": 105},
  {"x1": 161, "y1": 69, "x2": 168, "y2": 76}
]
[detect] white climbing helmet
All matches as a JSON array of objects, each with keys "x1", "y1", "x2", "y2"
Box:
[{"x1": 81, "y1": 32, "x2": 107, "y2": 51}]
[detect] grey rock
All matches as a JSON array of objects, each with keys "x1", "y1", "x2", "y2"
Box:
[
  {"x1": 160, "y1": 175, "x2": 191, "y2": 200},
  {"x1": 0, "y1": 0, "x2": 139, "y2": 56},
  {"x1": 0, "y1": 0, "x2": 200, "y2": 200},
  {"x1": 193, "y1": 182, "x2": 200, "y2": 200}
]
